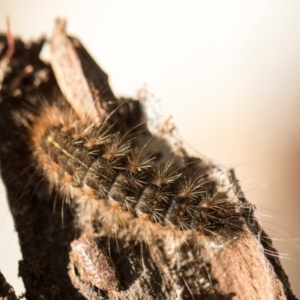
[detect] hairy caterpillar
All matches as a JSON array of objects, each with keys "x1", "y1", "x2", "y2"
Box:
[
  {"x1": 10, "y1": 92, "x2": 250, "y2": 244},
  {"x1": 0, "y1": 19, "x2": 297, "y2": 300}
]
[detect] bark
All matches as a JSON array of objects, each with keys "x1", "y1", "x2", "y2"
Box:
[
  {"x1": 0, "y1": 21, "x2": 297, "y2": 300},
  {"x1": 0, "y1": 270, "x2": 18, "y2": 300}
]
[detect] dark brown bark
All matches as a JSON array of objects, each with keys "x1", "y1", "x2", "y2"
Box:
[
  {"x1": 0, "y1": 21, "x2": 297, "y2": 300},
  {"x1": 0, "y1": 270, "x2": 18, "y2": 300}
]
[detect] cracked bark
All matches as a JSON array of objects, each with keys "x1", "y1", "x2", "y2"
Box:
[{"x1": 0, "y1": 21, "x2": 297, "y2": 300}]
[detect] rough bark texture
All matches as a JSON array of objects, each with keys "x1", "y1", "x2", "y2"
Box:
[
  {"x1": 0, "y1": 22, "x2": 297, "y2": 300},
  {"x1": 0, "y1": 270, "x2": 18, "y2": 300}
]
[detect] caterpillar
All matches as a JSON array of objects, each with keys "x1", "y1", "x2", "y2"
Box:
[
  {"x1": 3, "y1": 84, "x2": 252, "y2": 300},
  {"x1": 11, "y1": 93, "x2": 249, "y2": 242},
  {"x1": 0, "y1": 19, "x2": 296, "y2": 300}
]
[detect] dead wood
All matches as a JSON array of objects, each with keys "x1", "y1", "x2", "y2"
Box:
[{"x1": 0, "y1": 21, "x2": 297, "y2": 300}]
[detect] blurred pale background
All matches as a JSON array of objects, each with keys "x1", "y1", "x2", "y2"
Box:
[{"x1": 0, "y1": 0, "x2": 300, "y2": 297}]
